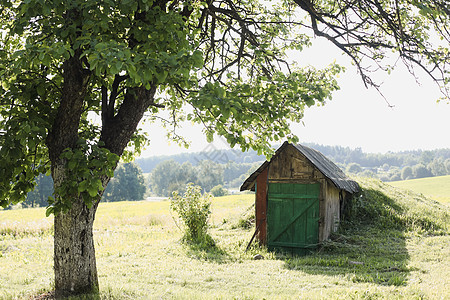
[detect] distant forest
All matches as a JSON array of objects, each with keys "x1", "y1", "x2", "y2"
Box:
[
  {"x1": 21, "y1": 143, "x2": 450, "y2": 206},
  {"x1": 137, "y1": 143, "x2": 450, "y2": 190}
]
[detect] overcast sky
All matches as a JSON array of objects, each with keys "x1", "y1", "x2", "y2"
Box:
[{"x1": 138, "y1": 39, "x2": 450, "y2": 157}]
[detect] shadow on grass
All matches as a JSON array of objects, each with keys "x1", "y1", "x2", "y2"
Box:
[
  {"x1": 31, "y1": 290, "x2": 102, "y2": 300},
  {"x1": 282, "y1": 228, "x2": 411, "y2": 286},
  {"x1": 280, "y1": 185, "x2": 446, "y2": 286},
  {"x1": 183, "y1": 234, "x2": 231, "y2": 263}
]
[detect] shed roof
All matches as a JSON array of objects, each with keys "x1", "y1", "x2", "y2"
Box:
[{"x1": 240, "y1": 142, "x2": 360, "y2": 193}]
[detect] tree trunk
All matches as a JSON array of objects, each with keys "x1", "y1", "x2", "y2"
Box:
[
  {"x1": 52, "y1": 164, "x2": 102, "y2": 298},
  {"x1": 54, "y1": 199, "x2": 99, "y2": 298},
  {"x1": 45, "y1": 40, "x2": 157, "y2": 297}
]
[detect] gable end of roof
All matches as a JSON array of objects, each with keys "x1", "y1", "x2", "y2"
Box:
[{"x1": 240, "y1": 142, "x2": 360, "y2": 193}]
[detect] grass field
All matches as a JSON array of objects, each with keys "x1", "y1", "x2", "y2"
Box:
[
  {"x1": 390, "y1": 175, "x2": 450, "y2": 204},
  {"x1": 0, "y1": 180, "x2": 449, "y2": 299}
]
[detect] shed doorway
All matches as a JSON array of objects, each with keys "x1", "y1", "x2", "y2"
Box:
[{"x1": 267, "y1": 183, "x2": 320, "y2": 254}]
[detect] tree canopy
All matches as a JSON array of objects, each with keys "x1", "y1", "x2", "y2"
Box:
[
  {"x1": 0, "y1": 0, "x2": 448, "y2": 297},
  {"x1": 1, "y1": 0, "x2": 449, "y2": 210}
]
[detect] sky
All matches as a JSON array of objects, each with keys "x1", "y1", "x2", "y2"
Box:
[{"x1": 138, "y1": 39, "x2": 450, "y2": 157}]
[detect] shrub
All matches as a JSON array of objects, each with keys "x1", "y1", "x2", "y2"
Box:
[
  {"x1": 401, "y1": 166, "x2": 413, "y2": 180},
  {"x1": 170, "y1": 183, "x2": 213, "y2": 244},
  {"x1": 210, "y1": 185, "x2": 228, "y2": 197}
]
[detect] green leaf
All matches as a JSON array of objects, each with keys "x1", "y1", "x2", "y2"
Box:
[
  {"x1": 206, "y1": 131, "x2": 214, "y2": 143},
  {"x1": 46, "y1": 206, "x2": 54, "y2": 217},
  {"x1": 68, "y1": 159, "x2": 77, "y2": 170},
  {"x1": 78, "y1": 180, "x2": 88, "y2": 194},
  {"x1": 87, "y1": 186, "x2": 98, "y2": 197},
  {"x1": 192, "y1": 50, "x2": 203, "y2": 68},
  {"x1": 37, "y1": 85, "x2": 46, "y2": 96},
  {"x1": 155, "y1": 70, "x2": 168, "y2": 83},
  {"x1": 94, "y1": 178, "x2": 103, "y2": 190}
]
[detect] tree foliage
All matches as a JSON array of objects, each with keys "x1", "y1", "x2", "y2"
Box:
[
  {"x1": 209, "y1": 184, "x2": 228, "y2": 197},
  {"x1": 143, "y1": 144, "x2": 450, "y2": 187},
  {"x1": 346, "y1": 163, "x2": 363, "y2": 174},
  {"x1": 413, "y1": 163, "x2": 433, "y2": 179},
  {"x1": 401, "y1": 166, "x2": 413, "y2": 180},
  {"x1": 446, "y1": 159, "x2": 450, "y2": 174},
  {"x1": 196, "y1": 160, "x2": 224, "y2": 192}
]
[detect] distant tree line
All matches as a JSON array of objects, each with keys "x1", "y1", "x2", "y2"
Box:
[
  {"x1": 324, "y1": 147, "x2": 450, "y2": 181},
  {"x1": 148, "y1": 159, "x2": 261, "y2": 197},
  {"x1": 139, "y1": 143, "x2": 450, "y2": 185},
  {"x1": 23, "y1": 143, "x2": 450, "y2": 206},
  {"x1": 102, "y1": 163, "x2": 147, "y2": 202},
  {"x1": 21, "y1": 158, "x2": 260, "y2": 207},
  {"x1": 22, "y1": 174, "x2": 54, "y2": 208},
  {"x1": 311, "y1": 145, "x2": 450, "y2": 171}
]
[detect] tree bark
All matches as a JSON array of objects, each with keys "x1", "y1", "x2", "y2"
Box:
[
  {"x1": 44, "y1": 49, "x2": 99, "y2": 297},
  {"x1": 52, "y1": 163, "x2": 102, "y2": 298},
  {"x1": 54, "y1": 199, "x2": 99, "y2": 298},
  {"x1": 100, "y1": 86, "x2": 157, "y2": 156}
]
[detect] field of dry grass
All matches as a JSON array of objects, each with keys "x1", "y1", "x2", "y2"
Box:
[{"x1": 0, "y1": 181, "x2": 449, "y2": 299}]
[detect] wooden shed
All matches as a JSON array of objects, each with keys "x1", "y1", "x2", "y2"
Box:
[{"x1": 240, "y1": 142, "x2": 360, "y2": 254}]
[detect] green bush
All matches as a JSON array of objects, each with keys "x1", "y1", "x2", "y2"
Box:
[
  {"x1": 210, "y1": 184, "x2": 228, "y2": 197},
  {"x1": 170, "y1": 183, "x2": 213, "y2": 244}
]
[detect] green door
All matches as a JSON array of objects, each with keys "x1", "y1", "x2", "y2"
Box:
[{"x1": 267, "y1": 183, "x2": 320, "y2": 255}]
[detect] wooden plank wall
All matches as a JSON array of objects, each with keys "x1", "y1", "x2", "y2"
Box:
[{"x1": 323, "y1": 184, "x2": 341, "y2": 240}]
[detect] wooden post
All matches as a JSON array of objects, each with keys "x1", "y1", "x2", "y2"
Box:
[{"x1": 255, "y1": 168, "x2": 268, "y2": 244}]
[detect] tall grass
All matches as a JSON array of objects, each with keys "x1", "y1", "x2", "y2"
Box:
[
  {"x1": 0, "y1": 207, "x2": 54, "y2": 237},
  {"x1": 0, "y1": 182, "x2": 448, "y2": 299},
  {"x1": 349, "y1": 178, "x2": 448, "y2": 234}
]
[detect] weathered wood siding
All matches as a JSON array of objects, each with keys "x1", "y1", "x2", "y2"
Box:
[
  {"x1": 267, "y1": 144, "x2": 323, "y2": 183},
  {"x1": 323, "y1": 183, "x2": 341, "y2": 240},
  {"x1": 261, "y1": 144, "x2": 341, "y2": 242}
]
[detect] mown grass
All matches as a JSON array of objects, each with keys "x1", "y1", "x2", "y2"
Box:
[
  {"x1": 390, "y1": 175, "x2": 450, "y2": 204},
  {"x1": 0, "y1": 181, "x2": 449, "y2": 299}
]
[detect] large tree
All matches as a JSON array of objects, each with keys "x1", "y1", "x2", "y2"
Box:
[
  {"x1": 102, "y1": 162, "x2": 147, "y2": 202},
  {"x1": 0, "y1": 0, "x2": 448, "y2": 297}
]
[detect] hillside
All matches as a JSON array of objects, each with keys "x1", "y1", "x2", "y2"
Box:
[
  {"x1": 1, "y1": 178, "x2": 449, "y2": 299},
  {"x1": 390, "y1": 175, "x2": 450, "y2": 204}
]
